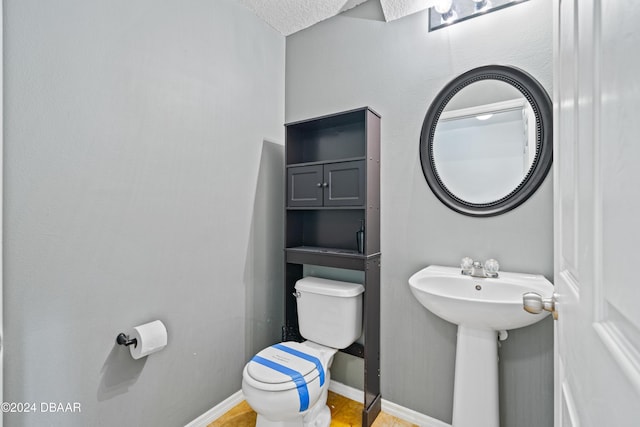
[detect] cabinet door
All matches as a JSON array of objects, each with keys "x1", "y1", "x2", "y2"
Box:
[
  {"x1": 288, "y1": 164, "x2": 324, "y2": 207},
  {"x1": 323, "y1": 160, "x2": 365, "y2": 207}
]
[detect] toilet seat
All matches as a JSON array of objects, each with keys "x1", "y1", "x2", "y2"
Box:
[
  {"x1": 245, "y1": 342, "x2": 326, "y2": 392},
  {"x1": 242, "y1": 341, "x2": 340, "y2": 426}
]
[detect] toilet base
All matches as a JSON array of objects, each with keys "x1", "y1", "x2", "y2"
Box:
[{"x1": 255, "y1": 387, "x2": 331, "y2": 427}]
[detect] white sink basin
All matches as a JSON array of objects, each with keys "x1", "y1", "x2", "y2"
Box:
[
  {"x1": 408, "y1": 264, "x2": 554, "y2": 330},
  {"x1": 408, "y1": 264, "x2": 555, "y2": 427}
]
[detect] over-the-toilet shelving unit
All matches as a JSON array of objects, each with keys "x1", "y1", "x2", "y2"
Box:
[{"x1": 282, "y1": 107, "x2": 381, "y2": 426}]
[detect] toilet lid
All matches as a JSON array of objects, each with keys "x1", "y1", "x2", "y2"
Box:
[{"x1": 246, "y1": 342, "x2": 324, "y2": 389}]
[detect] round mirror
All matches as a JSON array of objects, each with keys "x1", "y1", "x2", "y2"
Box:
[{"x1": 420, "y1": 65, "x2": 552, "y2": 217}]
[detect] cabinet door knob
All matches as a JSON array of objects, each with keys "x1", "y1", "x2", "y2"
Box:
[
  {"x1": 322, "y1": 182, "x2": 328, "y2": 187},
  {"x1": 317, "y1": 183, "x2": 322, "y2": 187}
]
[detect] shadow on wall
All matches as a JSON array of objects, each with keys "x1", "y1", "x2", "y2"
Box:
[
  {"x1": 244, "y1": 140, "x2": 285, "y2": 361},
  {"x1": 97, "y1": 344, "x2": 147, "y2": 401}
]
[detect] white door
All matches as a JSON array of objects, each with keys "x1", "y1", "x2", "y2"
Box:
[{"x1": 554, "y1": 1, "x2": 640, "y2": 426}]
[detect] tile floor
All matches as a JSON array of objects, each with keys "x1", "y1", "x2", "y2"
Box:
[{"x1": 208, "y1": 391, "x2": 417, "y2": 427}]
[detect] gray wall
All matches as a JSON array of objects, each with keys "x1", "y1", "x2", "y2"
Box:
[
  {"x1": 4, "y1": 0, "x2": 284, "y2": 426},
  {"x1": 286, "y1": 1, "x2": 554, "y2": 426}
]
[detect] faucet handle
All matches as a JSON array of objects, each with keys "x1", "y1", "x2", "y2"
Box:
[
  {"x1": 484, "y1": 259, "x2": 500, "y2": 277},
  {"x1": 461, "y1": 257, "x2": 474, "y2": 274}
]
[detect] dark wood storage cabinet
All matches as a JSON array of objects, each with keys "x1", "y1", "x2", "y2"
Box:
[
  {"x1": 287, "y1": 160, "x2": 366, "y2": 208},
  {"x1": 283, "y1": 107, "x2": 381, "y2": 426}
]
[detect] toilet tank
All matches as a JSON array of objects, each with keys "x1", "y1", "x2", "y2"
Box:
[{"x1": 295, "y1": 276, "x2": 365, "y2": 349}]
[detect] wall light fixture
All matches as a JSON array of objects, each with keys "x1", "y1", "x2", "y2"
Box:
[{"x1": 428, "y1": 0, "x2": 529, "y2": 31}]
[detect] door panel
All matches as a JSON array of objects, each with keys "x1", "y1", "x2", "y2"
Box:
[
  {"x1": 323, "y1": 160, "x2": 365, "y2": 207},
  {"x1": 288, "y1": 164, "x2": 323, "y2": 207}
]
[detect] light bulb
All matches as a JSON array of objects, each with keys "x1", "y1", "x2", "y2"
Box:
[
  {"x1": 434, "y1": 0, "x2": 453, "y2": 14},
  {"x1": 473, "y1": 0, "x2": 491, "y2": 12}
]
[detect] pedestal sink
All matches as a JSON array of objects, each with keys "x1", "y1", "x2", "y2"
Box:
[{"x1": 408, "y1": 265, "x2": 553, "y2": 427}]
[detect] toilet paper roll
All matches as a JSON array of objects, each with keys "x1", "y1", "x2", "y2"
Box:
[{"x1": 129, "y1": 320, "x2": 168, "y2": 360}]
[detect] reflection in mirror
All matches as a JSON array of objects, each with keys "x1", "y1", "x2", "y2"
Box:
[{"x1": 433, "y1": 80, "x2": 537, "y2": 203}]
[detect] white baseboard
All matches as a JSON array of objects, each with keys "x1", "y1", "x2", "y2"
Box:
[
  {"x1": 328, "y1": 380, "x2": 364, "y2": 403},
  {"x1": 381, "y1": 398, "x2": 451, "y2": 427},
  {"x1": 186, "y1": 382, "x2": 451, "y2": 427},
  {"x1": 327, "y1": 381, "x2": 451, "y2": 427},
  {"x1": 184, "y1": 390, "x2": 244, "y2": 427}
]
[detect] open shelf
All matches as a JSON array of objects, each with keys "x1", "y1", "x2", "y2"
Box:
[
  {"x1": 285, "y1": 246, "x2": 380, "y2": 271},
  {"x1": 286, "y1": 109, "x2": 369, "y2": 165},
  {"x1": 286, "y1": 210, "x2": 367, "y2": 252}
]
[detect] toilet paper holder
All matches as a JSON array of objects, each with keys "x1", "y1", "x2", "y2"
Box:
[
  {"x1": 116, "y1": 320, "x2": 167, "y2": 359},
  {"x1": 116, "y1": 333, "x2": 137, "y2": 348}
]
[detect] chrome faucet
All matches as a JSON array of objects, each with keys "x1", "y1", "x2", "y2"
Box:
[
  {"x1": 471, "y1": 261, "x2": 485, "y2": 277},
  {"x1": 461, "y1": 257, "x2": 499, "y2": 278}
]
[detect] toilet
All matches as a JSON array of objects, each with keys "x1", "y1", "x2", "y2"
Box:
[{"x1": 242, "y1": 276, "x2": 365, "y2": 427}]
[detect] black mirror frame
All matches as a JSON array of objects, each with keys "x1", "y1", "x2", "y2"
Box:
[{"x1": 419, "y1": 65, "x2": 553, "y2": 217}]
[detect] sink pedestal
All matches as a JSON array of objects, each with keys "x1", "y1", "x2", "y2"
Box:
[{"x1": 452, "y1": 326, "x2": 499, "y2": 427}]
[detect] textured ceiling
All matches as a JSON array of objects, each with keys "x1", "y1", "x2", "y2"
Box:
[{"x1": 237, "y1": 0, "x2": 438, "y2": 36}]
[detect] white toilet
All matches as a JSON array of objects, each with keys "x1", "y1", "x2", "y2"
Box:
[{"x1": 242, "y1": 276, "x2": 364, "y2": 427}]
